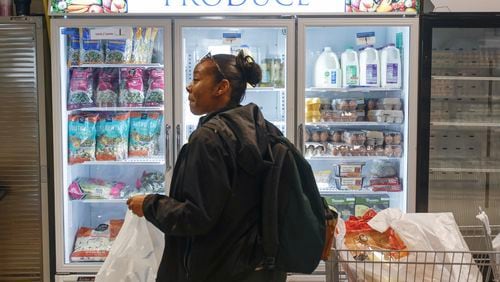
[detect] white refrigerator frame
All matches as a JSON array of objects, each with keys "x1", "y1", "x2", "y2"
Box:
[
  {"x1": 297, "y1": 16, "x2": 419, "y2": 213},
  {"x1": 173, "y1": 18, "x2": 296, "y2": 157},
  {"x1": 50, "y1": 18, "x2": 173, "y2": 274}
]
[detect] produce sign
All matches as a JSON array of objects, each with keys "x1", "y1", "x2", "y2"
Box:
[
  {"x1": 51, "y1": 0, "x2": 127, "y2": 14},
  {"x1": 345, "y1": 0, "x2": 418, "y2": 13}
]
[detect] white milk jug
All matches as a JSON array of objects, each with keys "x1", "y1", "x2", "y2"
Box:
[
  {"x1": 341, "y1": 48, "x2": 359, "y2": 87},
  {"x1": 359, "y1": 46, "x2": 380, "y2": 87},
  {"x1": 314, "y1": 47, "x2": 341, "y2": 88},
  {"x1": 380, "y1": 44, "x2": 402, "y2": 88}
]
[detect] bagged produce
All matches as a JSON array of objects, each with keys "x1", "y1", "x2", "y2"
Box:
[
  {"x1": 96, "y1": 112, "x2": 130, "y2": 161},
  {"x1": 68, "y1": 177, "x2": 128, "y2": 200},
  {"x1": 68, "y1": 113, "x2": 98, "y2": 164},
  {"x1": 144, "y1": 68, "x2": 164, "y2": 106},
  {"x1": 119, "y1": 68, "x2": 145, "y2": 107},
  {"x1": 128, "y1": 112, "x2": 162, "y2": 157},
  {"x1": 68, "y1": 68, "x2": 94, "y2": 110},
  {"x1": 71, "y1": 219, "x2": 124, "y2": 262},
  {"x1": 95, "y1": 68, "x2": 119, "y2": 107}
]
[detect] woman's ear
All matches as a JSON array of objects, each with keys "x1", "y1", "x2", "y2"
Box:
[{"x1": 216, "y1": 79, "x2": 230, "y2": 97}]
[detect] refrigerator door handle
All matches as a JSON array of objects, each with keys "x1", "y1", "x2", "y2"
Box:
[
  {"x1": 165, "y1": 124, "x2": 172, "y2": 172},
  {"x1": 298, "y1": 124, "x2": 304, "y2": 155},
  {"x1": 176, "y1": 124, "x2": 181, "y2": 156}
]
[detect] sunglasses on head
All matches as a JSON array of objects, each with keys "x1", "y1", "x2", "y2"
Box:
[{"x1": 200, "y1": 52, "x2": 227, "y2": 80}]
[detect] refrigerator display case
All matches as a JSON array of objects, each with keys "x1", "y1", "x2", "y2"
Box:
[
  {"x1": 298, "y1": 17, "x2": 419, "y2": 219},
  {"x1": 417, "y1": 13, "x2": 500, "y2": 225},
  {"x1": 50, "y1": 18, "x2": 172, "y2": 277},
  {"x1": 174, "y1": 19, "x2": 295, "y2": 149}
]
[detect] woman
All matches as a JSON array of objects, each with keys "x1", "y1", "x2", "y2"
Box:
[{"x1": 127, "y1": 50, "x2": 287, "y2": 282}]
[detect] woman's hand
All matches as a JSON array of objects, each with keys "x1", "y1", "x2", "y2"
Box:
[{"x1": 127, "y1": 195, "x2": 146, "y2": 217}]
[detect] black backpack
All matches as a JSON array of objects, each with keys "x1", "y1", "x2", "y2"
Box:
[{"x1": 204, "y1": 116, "x2": 336, "y2": 274}]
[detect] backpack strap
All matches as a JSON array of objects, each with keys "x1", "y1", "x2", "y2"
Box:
[{"x1": 259, "y1": 138, "x2": 288, "y2": 270}]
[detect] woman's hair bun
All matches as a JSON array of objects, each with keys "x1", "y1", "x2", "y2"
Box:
[{"x1": 236, "y1": 49, "x2": 262, "y2": 87}]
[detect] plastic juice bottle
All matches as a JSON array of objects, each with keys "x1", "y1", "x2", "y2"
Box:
[
  {"x1": 380, "y1": 44, "x2": 402, "y2": 88},
  {"x1": 314, "y1": 47, "x2": 341, "y2": 88},
  {"x1": 359, "y1": 46, "x2": 380, "y2": 87},
  {"x1": 341, "y1": 48, "x2": 359, "y2": 87}
]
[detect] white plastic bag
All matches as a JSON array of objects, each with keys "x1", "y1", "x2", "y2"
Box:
[
  {"x1": 95, "y1": 210, "x2": 164, "y2": 282},
  {"x1": 336, "y1": 209, "x2": 482, "y2": 282}
]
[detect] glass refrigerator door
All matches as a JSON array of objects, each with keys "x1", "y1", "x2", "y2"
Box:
[
  {"x1": 298, "y1": 18, "x2": 419, "y2": 220},
  {"x1": 51, "y1": 19, "x2": 172, "y2": 272},
  {"x1": 175, "y1": 20, "x2": 294, "y2": 149},
  {"x1": 427, "y1": 27, "x2": 500, "y2": 225}
]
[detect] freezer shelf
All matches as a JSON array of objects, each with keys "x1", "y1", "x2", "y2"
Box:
[
  {"x1": 68, "y1": 106, "x2": 164, "y2": 113},
  {"x1": 74, "y1": 63, "x2": 164, "y2": 68},
  {"x1": 72, "y1": 156, "x2": 165, "y2": 165},
  {"x1": 306, "y1": 87, "x2": 402, "y2": 93},
  {"x1": 306, "y1": 122, "x2": 403, "y2": 127}
]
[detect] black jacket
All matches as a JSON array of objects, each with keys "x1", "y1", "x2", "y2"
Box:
[{"x1": 143, "y1": 103, "x2": 281, "y2": 282}]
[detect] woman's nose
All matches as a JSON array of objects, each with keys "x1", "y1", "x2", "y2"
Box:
[{"x1": 186, "y1": 82, "x2": 192, "y2": 92}]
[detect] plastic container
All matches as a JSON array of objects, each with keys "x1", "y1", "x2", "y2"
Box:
[
  {"x1": 359, "y1": 46, "x2": 380, "y2": 87},
  {"x1": 314, "y1": 47, "x2": 341, "y2": 88},
  {"x1": 380, "y1": 44, "x2": 402, "y2": 88},
  {"x1": 341, "y1": 48, "x2": 359, "y2": 87}
]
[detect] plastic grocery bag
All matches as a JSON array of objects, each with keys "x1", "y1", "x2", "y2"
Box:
[
  {"x1": 95, "y1": 210, "x2": 164, "y2": 282},
  {"x1": 336, "y1": 209, "x2": 482, "y2": 282}
]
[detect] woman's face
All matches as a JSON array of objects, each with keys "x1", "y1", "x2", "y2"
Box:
[{"x1": 186, "y1": 60, "x2": 225, "y2": 116}]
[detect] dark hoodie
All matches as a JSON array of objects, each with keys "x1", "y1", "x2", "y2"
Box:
[{"x1": 143, "y1": 103, "x2": 281, "y2": 282}]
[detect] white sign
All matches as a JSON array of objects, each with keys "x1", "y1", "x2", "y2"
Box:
[
  {"x1": 431, "y1": 0, "x2": 500, "y2": 12},
  {"x1": 127, "y1": 0, "x2": 345, "y2": 14},
  {"x1": 90, "y1": 27, "x2": 132, "y2": 40}
]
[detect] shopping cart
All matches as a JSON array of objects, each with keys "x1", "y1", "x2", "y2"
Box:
[{"x1": 326, "y1": 216, "x2": 500, "y2": 281}]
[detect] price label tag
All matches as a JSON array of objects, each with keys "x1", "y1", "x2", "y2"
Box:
[
  {"x1": 90, "y1": 27, "x2": 132, "y2": 40},
  {"x1": 356, "y1": 32, "x2": 376, "y2": 46}
]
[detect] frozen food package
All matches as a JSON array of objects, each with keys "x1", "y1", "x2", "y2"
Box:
[
  {"x1": 335, "y1": 163, "x2": 364, "y2": 177},
  {"x1": 324, "y1": 195, "x2": 355, "y2": 220},
  {"x1": 95, "y1": 68, "x2": 119, "y2": 107},
  {"x1": 68, "y1": 177, "x2": 128, "y2": 200},
  {"x1": 119, "y1": 67, "x2": 145, "y2": 107},
  {"x1": 135, "y1": 171, "x2": 165, "y2": 194},
  {"x1": 334, "y1": 177, "x2": 363, "y2": 190},
  {"x1": 329, "y1": 129, "x2": 343, "y2": 143},
  {"x1": 62, "y1": 28, "x2": 80, "y2": 66},
  {"x1": 128, "y1": 112, "x2": 162, "y2": 157},
  {"x1": 354, "y1": 195, "x2": 390, "y2": 216},
  {"x1": 80, "y1": 28, "x2": 104, "y2": 64},
  {"x1": 312, "y1": 170, "x2": 332, "y2": 189},
  {"x1": 71, "y1": 219, "x2": 124, "y2": 262},
  {"x1": 68, "y1": 113, "x2": 98, "y2": 164},
  {"x1": 105, "y1": 28, "x2": 133, "y2": 64},
  {"x1": 68, "y1": 68, "x2": 94, "y2": 110},
  {"x1": 144, "y1": 68, "x2": 165, "y2": 106},
  {"x1": 131, "y1": 27, "x2": 159, "y2": 64},
  {"x1": 367, "y1": 160, "x2": 398, "y2": 178},
  {"x1": 96, "y1": 112, "x2": 130, "y2": 161},
  {"x1": 365, "y1": 177, "x2": 402, "y2": 192}
]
